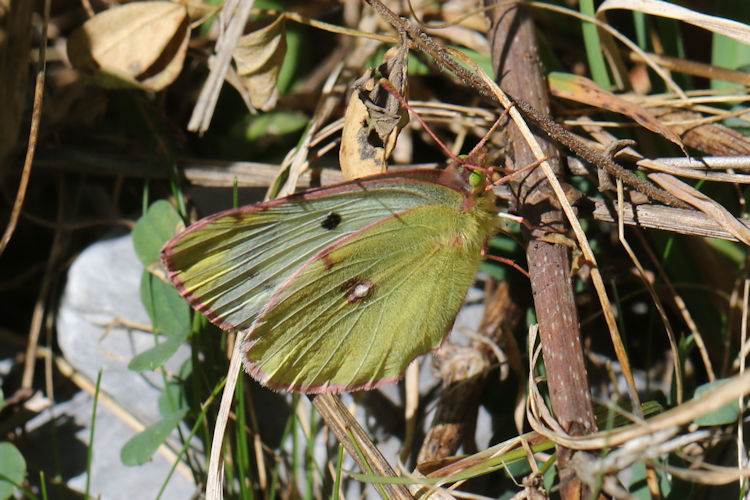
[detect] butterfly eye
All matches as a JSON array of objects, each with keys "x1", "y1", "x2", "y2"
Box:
[
  {"x1": 469, "y1": 170, "x2": 484, "y2": 188},
  {"x1": 321, "y1": 212, "x2": 342, "y2": 230}
]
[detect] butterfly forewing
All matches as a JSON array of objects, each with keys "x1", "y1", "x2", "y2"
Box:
[{"x1": 161, "y1": 169, "x2": 498, "y2": 392}]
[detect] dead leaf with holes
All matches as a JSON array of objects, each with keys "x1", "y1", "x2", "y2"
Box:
[
  {"x1": 232, "y1": 16, "x2": 287, "y2": 111},
  {"x1": 67, "y1": 1, "x2": 190, "y2": 92},
  {"x1": 339, "y1": 43, "x2": 409, "y2": 180}
]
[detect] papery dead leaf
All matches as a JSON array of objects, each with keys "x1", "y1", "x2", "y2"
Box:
[
  {"x1": 650, "y1": 173, "x2": 750, "y2": 246},
  {"x1": 339, "y1": 44, "x2": 409, "y2": 180},
  {"x1": 549, "y1": 72, "x2": 686, "y2": 153},
  {"x1": 67, "y1": 1, "x2": 189, "y2": 91},
  {"x1": 233, "y1": 16, "x2": 286, "y2": 111}
]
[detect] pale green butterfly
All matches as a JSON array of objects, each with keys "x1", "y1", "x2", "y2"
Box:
[{"x1": 161, "y1": 166, "x2": 498, "y2": 393}]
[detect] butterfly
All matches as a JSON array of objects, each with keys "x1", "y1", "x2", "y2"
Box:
[{"x1": 161, "y1": 166, "x2": 499, "y2": 393}]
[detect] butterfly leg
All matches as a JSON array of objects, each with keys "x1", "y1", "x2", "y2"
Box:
[{"x1": 481, "y1": 244, "x2": 529, "y2": 279}]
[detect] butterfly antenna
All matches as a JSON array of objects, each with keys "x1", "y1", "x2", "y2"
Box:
[
  {"x1": 465, "y1": 104, "x2": 512, "y2": 162},
  {"x1": 487, "y1": 155, "x2": 552, "y2": 191}
]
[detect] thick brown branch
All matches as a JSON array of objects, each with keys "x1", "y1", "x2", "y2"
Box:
[{"x1": 483, "y1": 2, "x2": 597, "y2": 499}]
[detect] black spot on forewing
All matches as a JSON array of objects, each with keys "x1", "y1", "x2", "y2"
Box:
[
  {"x1": 321, "y1": 212, "x2": 342, "y2": 230},
  {"x1": 340, "y1": 278, "x2": 375, "y2": 303}
]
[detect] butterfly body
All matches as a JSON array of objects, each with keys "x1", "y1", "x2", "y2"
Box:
[{"x1": 162, "y1": 168, "x2": 497, "y2": 393}]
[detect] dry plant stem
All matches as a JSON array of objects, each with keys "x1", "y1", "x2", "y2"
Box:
[
  {"x1": 616, "y1": 182, "x2": 684, "y2": 404},
  {"x1": 628, "y1": 51, "x2": 750, "y2": 87},
  {"x1": 401, "y1": 360, "x2": 420, "y2": 464},
  {"x1": 17, "y1": 0, "x2": 51, "y2": 390},
  {"x1": 79, "y1": 0, "x2": 95, "y2": 18},
  {"x1": 43, "y1": 153, "x2": 750, "y2": 241},
  {"x1": 274, "y1": 60, "x2": 345, "y2": 197},
  {"x1": 188, "y1": 0, "x2": 255, "y2": 133},
  {"x1": 205, "y1": 340, "x2": 241, "y2": 500},
  {"x1": 0, "y1": 0, "x2": 48, "y2": 257},
  {"x1": 526, "y1": 346, "x2": 750, "y2": 451},
  {"x1": 363, "y1": 0, "x2": 687, "y2": 209},
  {"x1": 631, "y1": 229, "x2": 716, "y2": 382},
  {"x1": 739, "y1": 274, "x2": 749, "y2": 491},
  {"x1": 589, "y1": 198, "x2": 750, "y2": 242},
  {"x1": 483, "y1": 3, "x2": 596, "y2": 498},
  {"x1": 311, "y1": 393, "x2": 413, "y2": 499},
  {"x1": 21, "y1": 199, "x2": 64, "y2": 390}
]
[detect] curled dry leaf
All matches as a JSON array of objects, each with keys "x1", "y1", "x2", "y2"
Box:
[
  {"x1": 549, "y1": 72, "x2": 686, "y2": 153},
  {"x1": 339, "y1": 44, "x2": 409, "y2": 180},
  {"x1": 233, "y1": 16, "x2": 287, "y2": 111},
  {"x1": 67, "y1": 1, "x2": 189, "y2": 92},
  {"x1": 650, "y1": 173, "x2": 750, "y2": 246}
]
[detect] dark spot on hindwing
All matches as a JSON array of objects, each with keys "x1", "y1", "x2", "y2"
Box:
[
  {"x1": 321, "y1": 212, "x2": 342, "y2": 230},
  {"x1": 340, "y1": 278, "x2": 375, "y2": 304}
]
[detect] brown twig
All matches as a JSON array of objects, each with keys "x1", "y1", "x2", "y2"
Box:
[
  {"x1": 21, "y1": 177, "x2": 66, "y2": 390},
  {"x1": 0, "y1": 0, "x2": 49, "y2": 257},
  {"x1": 482, "y1": 3, "x2": 597, "y2": 499}
]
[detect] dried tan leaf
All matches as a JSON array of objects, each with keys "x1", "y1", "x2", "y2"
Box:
[
  {"x1": 549, "y1": 73, "x2": 685, "y2": 152},
  {"x1": 652, "y1": 108, "x2": 750, "y2": 157},
  {"x1": 67, "y1": 1, "x2": 189, "y2": 91},
  {"x1": 340, "y1": 91, "x2": 389, "y2": 179},
  {"x1": 233, "y1": 16, "x2": 286, "y2": 110},
  {"x1": 339, "y1": 45, "x2": 409, "y2": 180},
  {"x1": 650, "y1": 173, "x2": 750, "y2": 246}
]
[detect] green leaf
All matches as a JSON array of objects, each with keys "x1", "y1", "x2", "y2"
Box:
[
  {"x1": 711, "y1": 0, "x2": 750, "y2": 91},
  {"x1": 178, "y1": 357, "x2": 193, "y2": 380},
  {"x1": 127, "y1": 329, "x2": 188, "y2": 372},
  {"x1": 0, "y1": 442, "x2": 26, "y2": 500},
  {"x1": 693, "y1": 379, "x2": 740, "y2": 426},
  {"x1": 132, "y1": 200, "x2": 182, "y2": 266},
  {"x1": 243, "y1": 111, "x2": 308, "y2": 142},
  {"x1": 120, "y1": 408, "x2": 188, "y2": 466},
  {"x1": 579, "y1": 0, "x2": 611, "y2": 89},
  {"x1": 140, "y1": 270, "x2": 190, "y2": 337},
  {"x1": 0, "y1": 388, "x2": 4, "y2": 411},
  {"x1": 628, "y1": 461, "x2": 649, "y2": 500},
  {"x1": 629, "y1": 461, "x2": 672, "y2": 499},
  {"x1": 158, "y1": 381, "x2": 188, "y2": 416}
]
